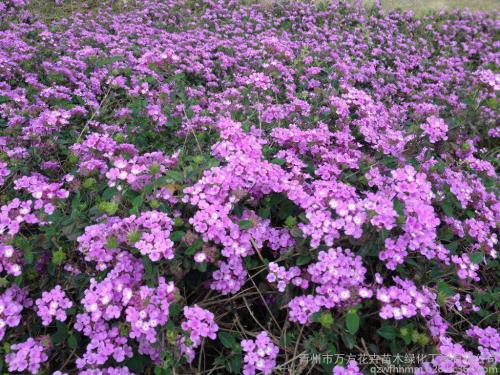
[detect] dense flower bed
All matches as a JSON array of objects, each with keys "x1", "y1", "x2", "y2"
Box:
[{"x1": 0, "y1": 0, "x2": 498, "y2": 374}]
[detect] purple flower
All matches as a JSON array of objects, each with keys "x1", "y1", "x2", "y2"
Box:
[
  {"x1": 241, "y1": 332, "x2": 279, "y2": 375},
  {"x1": 5, "y1": 337, "x2": 48, "y2": 374},
  {"x1": 35, "y1": 285, "x2": 73, "y2": 326}
]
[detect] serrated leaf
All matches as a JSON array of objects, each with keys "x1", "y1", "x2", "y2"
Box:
[
  {"x1": 163, "y1": 170, "x2": 184, "y2": 182},
  {"x1": 194, "y1": 262, "x2": 207, "y2": 272},
  {"x1": 168, "y1": 303, "x2": 182, "y2": 318},
  {"x1": 51, "y1": 322, "x2": 69, "y2": 344},
  {"x1": 346, "y1": 311, "x2": 359, "y2": 335},
  {"x1": 377, "y1": 325, "x2": 397, "y2": 340},
  {"x1": 238, "y1": 220, "x2": 253, "y2": 230},
  {"x1": 285, "y1": 216, "x2": 297, "y2": 227},
  {"x1": 257, "y1": 207, "x2": 270, "y2": 218},
  {"x1": 441, "y1": 201, "x2": 454, "y2": 217},
  {"x1": 271, "y1": 158, "x2": 286, "y2": 165},
  {"x1": 227, "y1": 356, "x2": 242, "y2": 374},
  {"x1": 185, "y1": 239, "x2": 203, "y2": 256},
  {"x1": 218, "y1": 332, "x2": 238, "y2": 349},
  {"x1": 67, "y1": 335, "x2": 77, "y2": 349},
  {"x1": 130, "y1": 194, "x2": 143, "y2": 214},
  {"x1": 170, "y1": 231, "x2": 185, "y2": 242},
  {"x1": 296, "y1": 255, "x2": 311, "y2": 266},
  {"x1": 470, "y1": 252, "x2": 484, "y2": 264},
  {"x1": 393, "y1": 198, "x2": 405, "y2": 216},
  {"x1": 319, "y1": 312, "x2": 334, "y2": 328},
  {"x1": 124, "y1": 354, "x2": 147, "y2": 373},
  {"x1": 437, "y1": 281, "x2": 454, "y2": 297},
  {"x1": 102, "y1": 187, "x2": 118, "y2": 200}
]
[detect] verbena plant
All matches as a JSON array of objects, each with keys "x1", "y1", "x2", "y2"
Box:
[{"x1": 0, "y1": 0, "x2": 498, "y2": 374}]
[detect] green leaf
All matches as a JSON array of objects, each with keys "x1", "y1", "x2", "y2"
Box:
[
  {"x1": 290, "y1": 227, "x2": 304, "y2": 238},
  {"x1": 52, "y1": 249, "x2": 66, "y2": 265},
  {"x1": 441, "y1": 201, "x2": 454, "y2": 216},
  {"x1": 437, "y1": 281, "x2": 454, "y2": 297},
  {"x1": 170, "y1": 231, "x2": 185, "y2": 242},
  {"x1": 393, "y1": 198, "x2": 405, "y2": 216},
  {"x1": 377, "y1": 325, "x2": 398, "y2": 340},
  {"x1": 23, "y1": 246, "x2": 34, "y2": 266},
  {"x1": 257, "y1": 207, "x2": 270, "y2": 218},
  {"x1": 185, "y1": 239, "x2": 203, "y2": 256},
  {"x1": 218, "y1": 332, "x2": 238, "y2": 350},
  {"x1": 341, "y1": 332, "x2": 355, "y2": 349},
  {"x1": 319, "y1": 312, "x2": 334, "y2": 328},
  {"x1": 438, "y1": 226, "x2": 454, "y2": 241},
  {"x1": 296, "y1": 255, "x2": 312, "y2": 266},
  {"x1": 67, "y1": 335, "x2": 78, "y2": 349},
  {"x1": 444, "y1": 241, "x2": 459, "y2": 252},
  {"x1": 130, "y1": 195, "x2": 143, "y2": 214},
  {"x1": 51, "y1": 322, "x2": 69, "y2": 344},
  {"x1": 400, "y1": 326, "x2": 413, "y2": 345},
  {"x1": 470, "y1": 252, "x2": 484, "y2": 264},
  {"x1": 142, "y1": 257, "x2": 155, "y2": 281},
  {"x1": 285, "y1": 216, "x2": 297, "y2": 228},
  {"x1": 244, "y1": 256, "x2": 260, "y2": 268},
  {"x1": 154, "y1": 367, "x2": 172, "y2": 375},
  {"x1": 345, "y1": 310, "x2": 359, "y2": 335},
  {"x1": 162, "y1": 170, "x2": 184, "y2": 182},
  {"x1": 168, "y1": 303, "x2": 182, "y2": 318},
  {"x1": 102, "y1": 187, "x2": 118, "y2": 200},
  {"x1": 238, "y1": 220, "x2": 253, "y2": 230},
  {"x1": 271, "y1": 158, "x2": 286, "y2": 165},
  {"x1": 227, "y1": 355, "x2": 242, "y2": 374},
  {"x1": 124, "y1": 354, "x2": 148, "y2": 373},
  {"x1": 194, "y1": 262, "x2": 207, "y2": 272}
]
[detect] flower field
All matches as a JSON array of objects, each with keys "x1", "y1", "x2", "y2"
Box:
[{"x1": 0, "y1": 0, "x2": 499, "y2": 374}]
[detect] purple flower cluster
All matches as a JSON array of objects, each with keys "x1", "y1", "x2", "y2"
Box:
[
  {"x1": 129, "y1": 211, "x2": 175, "y2": 261},
  {"x1": 241, "y1": 332, "x2": 279, "y2": 375},
  {"x1": 288, "y1": 247, "x2": 372, "y2": 324},
  {"x1": 71, "y1": 132, "x2": 179, "y2": 192},
  {"x1": 421, "y1": 116, "x2": 448, "y2": 143},
  {"x1": 78, "y1": 367, "x2": 135, "y2": 375},
  {"x1": 210, "y1": 256, "x2": 247, "y2": 295},
  {"x1": 0, "y1": 244, "x2": 22, "y2": 276},
  {"x1": 14, "y1": 173, "x2": 69, "y2": 215},
  {"x1": 35, "y1": 285, "x2": 73, "y2": 326},
  {"x1": 447, "y1": 293, "x2": 480, "y2": 314},
  {"x1": 77, "y1": 210, "x2": 175, "y2": 268},
  {"x1": 180, "y1": 305, "x2": 219, "y2": 362},
  {"x1": 266, "y1": 262, "x2": 308, "y2": 292},
  {"x1": 0, "y1": 161, "x2": 9, "y2": 186},
  {"x1": 75, "y1": 253, "x2": 176, "y2": 369},
  {"x1": 374, "y1": 166, "x2": 449, "y2": 270},
  {"x1": 466, "y1": 326, "x2": 500, "y2": 362},
  {"x1": 451, "y1": 253, "x2": 480, "y2": 281},
  {"x1": 0, "y1": 285, "x2": 31, "y2": 340},
  {"x1": 376, "y1": 277, "x2": 448, "y2": 337},
  {"x1": 183, "y1": 119, "x2": 295, "y2": 282},
  {"x1": 5, "y1": 337, "x2": 49, "y2": 374},
  {"x1": 333, "y1": 359, "x2": 363, "y2": 375},
  {"x1": 417, "y1": 337, "x2": 484, "y2": 375}
]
